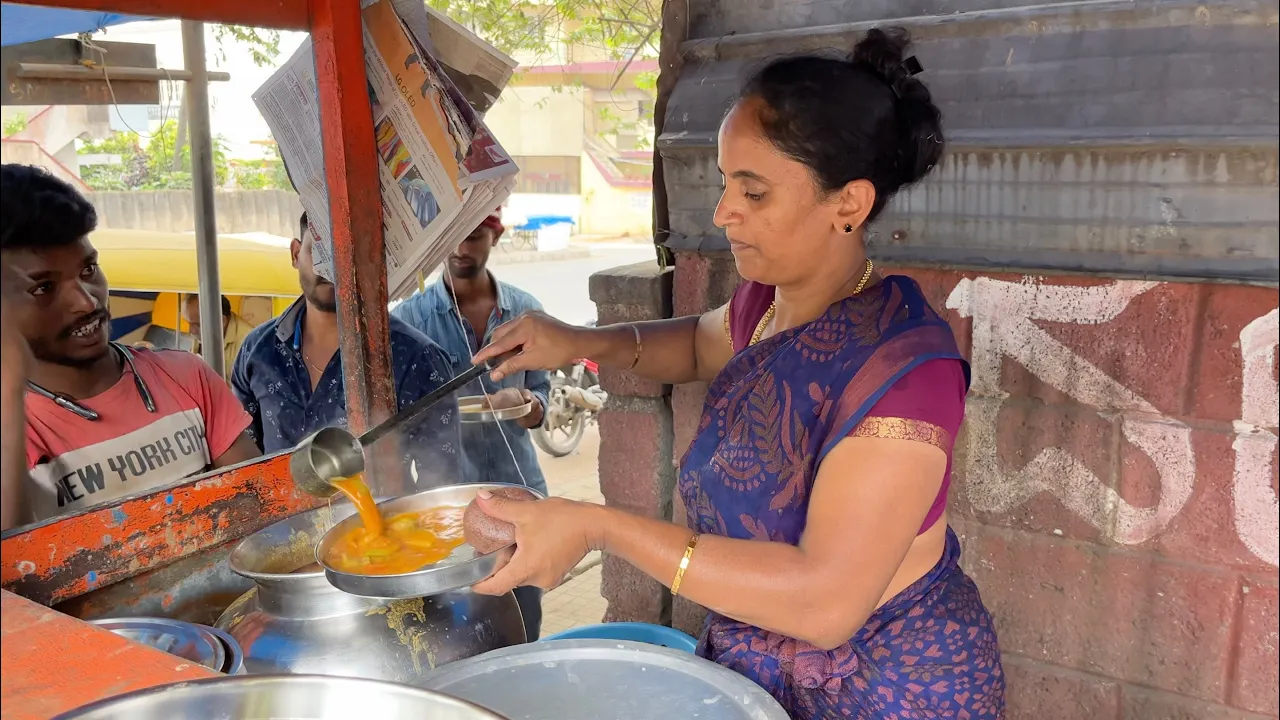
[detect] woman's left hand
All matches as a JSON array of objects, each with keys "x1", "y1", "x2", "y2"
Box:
[{"x1": 471, "y1": 491, "x2": 603, "y2": 595}]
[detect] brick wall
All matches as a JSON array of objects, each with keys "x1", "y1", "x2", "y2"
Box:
[{"x1": 596, "y1": 250, "x2": 1280, "y2": 718}]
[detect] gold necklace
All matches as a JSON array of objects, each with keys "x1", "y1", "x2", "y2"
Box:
[
  {"x1": 749, "y1": 259, "x2": 875, "y2": 347},
  {"x1": 301, "y1": 345, "x2": 330, "y2": 376}
]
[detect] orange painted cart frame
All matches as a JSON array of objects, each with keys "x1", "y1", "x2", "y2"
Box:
[{"x1": 2, "y1": 1, "x2": 403, "y2": 716}]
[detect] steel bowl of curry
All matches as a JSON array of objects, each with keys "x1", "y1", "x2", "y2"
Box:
[{"x1": 316, "y1": 479, "x2": 544, "y2": 599}]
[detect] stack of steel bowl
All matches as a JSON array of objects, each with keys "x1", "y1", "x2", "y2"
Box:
[{"x1": 89, "y1": 617, "x2": 244, "y2": 676}]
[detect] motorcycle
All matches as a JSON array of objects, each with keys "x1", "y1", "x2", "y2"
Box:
[{"x1": 532, "y1": 320, "x2": 608, "y2": 457}]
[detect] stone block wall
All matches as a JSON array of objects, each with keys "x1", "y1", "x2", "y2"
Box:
[
  {"x1": 86, "y1": 189, "x2": 304, "y2": 238},
  {"x1": 595, "y1": 249, "x2": 1280, "y2": 718},
  {"x1": 588, "y1": 262, "x2": 675, "y2": 624}
]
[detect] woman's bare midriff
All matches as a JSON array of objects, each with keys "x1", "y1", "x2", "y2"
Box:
[{"x1": 874, "y1": 511, "x2": 949, "y2": 610}]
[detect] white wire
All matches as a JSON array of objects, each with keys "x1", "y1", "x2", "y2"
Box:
[
  {"x1": 444, "y1": 274, "x2": 528, "y2": 488},
  {"x1": 79, "y1": 34, "x2": 176, "y2": 146}
]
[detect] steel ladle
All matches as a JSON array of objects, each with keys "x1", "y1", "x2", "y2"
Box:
[{"x1": 290, "y1": 349, "x2": 520, "y2": 498}]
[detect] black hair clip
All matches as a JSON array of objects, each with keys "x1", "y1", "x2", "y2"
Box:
[{"x1": 891, "y1": 57, "x2": 924, "y2": 98}]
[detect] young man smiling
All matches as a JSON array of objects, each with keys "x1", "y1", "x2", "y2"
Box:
[{"x1": 1, "y1": 164, "x2": 259, "y2": 524}]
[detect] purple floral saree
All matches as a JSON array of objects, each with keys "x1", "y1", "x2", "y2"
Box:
[{"x1": 677, "y1": 275, "x2": 1005, "y2": 718}]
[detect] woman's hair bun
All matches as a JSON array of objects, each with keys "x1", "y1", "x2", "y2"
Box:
[
  {"x1": 736, "y1": 25, "x2": 945, "y2": 224},
  {"x1": 851, "y1": 27, "x2": 944, "y2": 189},
  {"x1": 849, "y1": 27, "x2": 913, "y2": 95}
]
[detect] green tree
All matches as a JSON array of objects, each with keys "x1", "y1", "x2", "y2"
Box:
[
  {"x1": 79, "y1": 120, "x2": 230, "y2": 191},
  {"x1": 2, "y1": 112, "x2": 28, "y2": 138},
  {"x1": 428, "y1": 0, "x2": 661, "y2": 145},
  {"x1": 427, "y1": 0, "x2": 661, "y2": 78},
  {"x1": 231, "y1": 143, "x2": 292, "y2": 190},
  {"x1": 211, "y1": 25, "x2": 282, "y2": 68}
]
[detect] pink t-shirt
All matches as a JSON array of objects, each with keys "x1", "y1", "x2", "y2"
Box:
[{"x1": 24, "y1": 348, "x2": 251, "y2": 522}]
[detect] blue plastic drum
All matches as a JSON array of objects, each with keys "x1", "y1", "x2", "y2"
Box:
[{"x1": 541, "y1": 622, "x2": 698, "y2": 653}]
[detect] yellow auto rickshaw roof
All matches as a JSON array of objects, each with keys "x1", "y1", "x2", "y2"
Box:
[{"x1": 92, "y1": 227, "x2": 302, "y2": 297}]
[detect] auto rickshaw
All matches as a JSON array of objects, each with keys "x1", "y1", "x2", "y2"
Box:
[{"x1": 92, "y1": 227, "x2": 302, "y2": 349}]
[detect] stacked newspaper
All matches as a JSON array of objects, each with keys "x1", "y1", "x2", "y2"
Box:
[{"x1": 253, "y1": 0, "x2": 520, "y2": 299}]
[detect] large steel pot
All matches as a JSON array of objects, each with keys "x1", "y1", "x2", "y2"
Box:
[
  {"x1": 52, "y1": 675, "x2": 508, "y2": 720},
  {"x1": 422, "y1": 639, "x2": 789, "y2": 720},
  {"x1": 215, "y1": 504, "x2": 526, "y2": 685}
]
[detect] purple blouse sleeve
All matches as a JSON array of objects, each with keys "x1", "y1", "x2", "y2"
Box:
[
  {"x1": 851, "y1": 358, "x2": 966, "y2": 451},
  {"x1": 851, "y1": 357, "x2": 967, "y2": 535}
]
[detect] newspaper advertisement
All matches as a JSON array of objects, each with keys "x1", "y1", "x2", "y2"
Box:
[{"x1": 253, "y1": 0, "x2": 518, "y2": 299}]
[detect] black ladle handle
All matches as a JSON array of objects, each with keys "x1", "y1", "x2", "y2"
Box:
[{"x1": 358, "y1": 348, "x2": 522, "y2": 446}]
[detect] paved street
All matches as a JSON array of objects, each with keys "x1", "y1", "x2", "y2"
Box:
[
  {"x1": 535, "y1": 426, "x2": 609, "y2": 637},
  {"x1": 424, "y1": 242, "x2": 657, "y2": 324}
]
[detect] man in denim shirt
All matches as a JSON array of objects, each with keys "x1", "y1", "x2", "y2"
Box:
[
  {"x1": 232, "y1": 212, "x2": 461, "y2": 495},
  {"x1": 392, "y1": 209, "x2": 550, "y2": 640}
]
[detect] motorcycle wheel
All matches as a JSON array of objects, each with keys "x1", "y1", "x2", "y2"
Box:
[{"x1": 533, "y1": 372, "x2": 591, "y2": 457}]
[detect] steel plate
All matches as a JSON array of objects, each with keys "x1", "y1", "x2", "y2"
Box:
[
  {"x1": 458, "y1": 396, "x2": 534, "y2": 424},
  {"x1": 317, "y1": 483, "x2": 543, "y2": 598}
]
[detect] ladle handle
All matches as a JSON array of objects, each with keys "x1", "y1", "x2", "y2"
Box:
[{"x1": 358, "y1": 348, "x2": 522, "y2": 446}]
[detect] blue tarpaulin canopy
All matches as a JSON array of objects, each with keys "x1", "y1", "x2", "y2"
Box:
[{"x1": 1, "y1": 3, "x2": 150, "y2": 47}]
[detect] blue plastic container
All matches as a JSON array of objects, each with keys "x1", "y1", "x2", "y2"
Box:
[{"x1": 542, "y1": 622, "x2": 698, "y2": 654}]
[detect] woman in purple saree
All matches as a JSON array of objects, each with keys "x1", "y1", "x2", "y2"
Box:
[{"x1": 469, "y1": 27, "x2": 1005, "y2": 718}]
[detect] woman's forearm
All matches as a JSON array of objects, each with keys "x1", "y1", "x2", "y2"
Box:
[
  {"x1": 591, "y1": 505, "x2": 872, "y2": 649},
  {"x1": 578, "y1": 316, "x2": 702, "y2": 385}
]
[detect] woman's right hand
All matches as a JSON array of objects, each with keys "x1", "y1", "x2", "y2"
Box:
[{"x1": 473, "y1": 311, "x2": 589, "y2": 381}]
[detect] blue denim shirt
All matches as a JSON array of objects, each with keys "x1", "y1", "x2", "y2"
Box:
[
  {"x1": 392, "y1": 275, "x2": 549, "y2": 496},
  {"x1": 231, "y1": 298, "x2": 461, "y2": 496}
]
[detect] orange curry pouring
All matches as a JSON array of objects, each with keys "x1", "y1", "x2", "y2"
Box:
[{"x1": 324, "y1": 474, "x2": 465, "y2": 575}]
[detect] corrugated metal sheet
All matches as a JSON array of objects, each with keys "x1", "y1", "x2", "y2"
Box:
[{"x1": 657, "y1": 0, "x2": 1279, "y2": 282}]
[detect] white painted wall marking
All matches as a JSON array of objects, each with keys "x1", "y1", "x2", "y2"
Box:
[
  {"x1": 1234, "y1": 308, "x2": 1279, "y2": 566},
  {"x1": 946, "y1": 276, "x2": 1196, "y2": 545}
]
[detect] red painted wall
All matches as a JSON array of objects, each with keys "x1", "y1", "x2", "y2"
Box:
[{"x1": 658, "y1": 252, "x2": 1279, "y2": 718}]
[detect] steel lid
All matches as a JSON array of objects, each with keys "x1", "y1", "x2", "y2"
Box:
[{"x1": 420, "y1": 639, "x2": 789, "y2": 720}]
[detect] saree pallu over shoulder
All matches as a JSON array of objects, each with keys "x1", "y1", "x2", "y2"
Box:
[{"x1": 678, "y1": 276, "x2": 1005, "y2": 719}]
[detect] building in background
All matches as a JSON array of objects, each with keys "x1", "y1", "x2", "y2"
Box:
[
  {"x1": 1, "y1": 104, "x2": 112, "y2": 188},
  {"x1": 483, "y1": 27, "x2": 655, "y2": 239},
  {"x1": 2, "y1": 14, "x2": 654, "y2": 240},
  {"x1": 2, "y1": 22, "x2": 305, "y2": 191}
]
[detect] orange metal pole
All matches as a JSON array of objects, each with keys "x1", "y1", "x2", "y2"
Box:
[
  {"x1": 3, "y1": 0, "x2": 310, "y2": 30},
  {"x1": 308, "y1": 0, "x2": 400, "y2": 487}
]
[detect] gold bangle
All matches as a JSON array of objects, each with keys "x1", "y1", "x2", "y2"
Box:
[
  {"x1": 670, "y1": 533, "x2": 699, "y2": 597},
  {"x1": 626, "y1": 325, "x2": 642, "y2": 371}
]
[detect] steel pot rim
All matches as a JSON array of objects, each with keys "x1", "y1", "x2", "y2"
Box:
[{"x1": 51, "y1": 673, "x2": 510, "y2": 720}]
